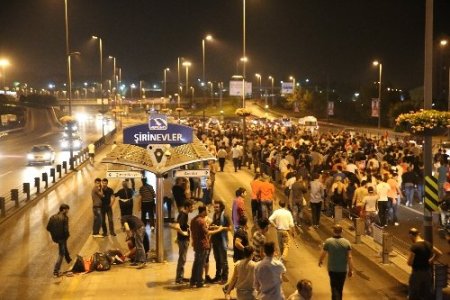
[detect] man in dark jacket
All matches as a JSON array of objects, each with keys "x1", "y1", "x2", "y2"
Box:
[{"x1": 47, "y1": 203, "x2": 71, "y2": 277}]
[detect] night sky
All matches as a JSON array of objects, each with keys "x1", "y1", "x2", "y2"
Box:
[{"x1": 0, "y1": 0, "x2": 449, "y2": 91}]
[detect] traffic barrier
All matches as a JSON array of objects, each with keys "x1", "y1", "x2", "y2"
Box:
[
  {"x1": 353, "y1": 217, "x2": 365, "y2": 244},
  {"x1": 11, "y1": 189, "x2": 19, "y2": 207},
  {"x1": 0, "y1": 197, "x2": 5, "y2": 217},
  {"x1": 56, "y1": 164, "x2": 62, "y2": 178},
  {"x1": 435, "y1": 264, "x2": 448, "y2": 300},
  {"x1": 34, "y1": 177, "x2": 40, "y2": 194},
  {"x1": 23, "y1": 182, "x2": 30, "y2": 201},
  {"x1": 42, "y1": 172, "x2": 48, "y2": 189},
  {"x1": 62, "y1": 161, "x2": 67, "y2": 174},
  {"x1": 50, "y1": 168, "x2": 56, "y2": 183}
]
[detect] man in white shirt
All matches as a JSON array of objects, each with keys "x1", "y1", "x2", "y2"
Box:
[
  {"x1": 269, "y1": 201, "x2": 295, "y2": 261},
  {"x1": 363, "y1": 186, "x2": 379, "y2": 235},
  {"x1": 254, "y1": 242, "x2": 286, "y2": 300},
  {"x1": 376, "y1": 175, "x2": 391, "y2": 227}
]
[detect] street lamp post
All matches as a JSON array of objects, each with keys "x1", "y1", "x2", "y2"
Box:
[
  {"x1": 373, "y1": 60, "x2": 382, "y2": 129},
  {"x1": 163, "y1": 68, "x2": 170, "y2": 98},
  {"x1": 108, "y1": 56, "x2": 116, "y2": 104},
  {"x1": 255, "y1": 73, "x2": 261, "y2": 99},
  {"x1": 92, "y1": 35, "x2": 105, "y2": 137},
  {"x1": 289, "y1": 76, "x2": 296, "y2": 93},
  {"x1": 0, "y1": 59, "x2": 10, "y2": 90},
  {"x1": 202, "y1": 35, "x2": 213, "y2": 84},
  {"x1": 182, "y1": 61, "x2": 191, "y2": 97},
  {"x1": 440, "y1": 40, "x2": 450, "y2": 111},
  {"x1": 268, "y1": 75, "x2": 274, "y2": 107}
]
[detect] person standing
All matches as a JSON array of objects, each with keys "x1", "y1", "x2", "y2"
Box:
[
  {"x1": 362, "y1": 186, "x2": 379, "y2": 235},
  {"x1": 252, "y1": 218, "x2": 269, "y2": 262},
  {"x1": 121, "y1": 215, "x2": 146, "y2": 269},
  {"x1": 91, "y1": 178, "x2": 104, "y2": 238},
  {"x1": 217, "y1": 146, "x2": 228, "y2": 172},
  {"x1": 290, "y1": 174, "x2": 308, "y2": 226},
  {"x1": 310, "y1": 173, "x2": 325, "y2": 228},
  {"x1": 386, "y1": 173, "x2": 401, "y2": 226},
  {"x1": 172, "y1": 177, "x2": 187, "y2": 211},
  {"x1": 254, "y1": 241, "x2": 287, "y2": 300},
  {"x1": 258, "y1": 175, "x2": 276, "y2": 219},
  {"x1": 231, "y1": 144, "x2": 241, "y2": 172},
  {"x1": 318, "y1": 224, "x2": 353, "y2": 300},
  {"x1": 224, "y1": 246, "x2": 257, "y2": 300},
  {"x1": 170, "y1": 200, "x2": 194, "y2": 284},
  {"x1": 100, "y1": 178, "x2": 116, "y2": 236},
  {"x1": 269, "y1": 201, "x2": 295, "y2": 262},
  {"x1": 114, "y1": 180, "x2": 134, "y2": 218},
  {"x1": 210, "y1": 200, "x2": 232, "y2": 283},
  {"x1": 46, "y1": 204, "x2": 71, "y2": 277},
  {"x1": 402, "y1": 166, "x2": 418, "y2": 207},
  {"x1": 250, "y1": 174, "x2": 263, "y2": 222},
  {"x1": 88, "y1": 141, "x2": 95, "y2": 164},
  {"x1": 138, "y1": 177, "x2": 156, "y2": 230},
  {"x1": 233, "y1": 216, "x2": 250, "y2": 263},
  {"x1": 190, "y1": 205, "x2": 222, "y2": 288},
  {"x1": 232, "y1": 187, "x2": 247, "y2": 230},
  {"x1": 375, "y1": 175, "x2": 391, "y2": 227},
  {"x1": 407, "y1": 228, "x2": 442, "y2": 300}
]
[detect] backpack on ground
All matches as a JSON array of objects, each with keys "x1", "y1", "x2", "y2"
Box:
[
  {"x1": 92, "y1": 252, "x2": 111, "y2": 271},
  {"x1": 71, "y1": 255, "x2": 85, "y2": 273}
]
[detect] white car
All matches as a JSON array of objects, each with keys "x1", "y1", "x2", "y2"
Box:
[{"x1": 27, "y1": 144, "x2": 56, "y2": 165}]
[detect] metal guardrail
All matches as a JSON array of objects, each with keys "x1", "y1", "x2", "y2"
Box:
[{"x1": 0, "y1": 128, "x2": 116, "y2": 220}]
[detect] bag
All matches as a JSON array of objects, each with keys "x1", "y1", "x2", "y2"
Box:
[
  {"x1": 92, "y1": 252, "x2": 111, "y2": 271},
  {"x1": 71, "y1": 255, "x2": 85, "y2": 273},
  {"x1": 84, "y1": 257, "x2": 94, "y2": 273}
]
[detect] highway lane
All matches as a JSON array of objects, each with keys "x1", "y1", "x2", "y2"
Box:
[{"x1": 0, "y1": 107, "x2": 111, "y2": 195}]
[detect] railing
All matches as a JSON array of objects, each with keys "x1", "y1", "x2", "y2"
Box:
[{"x1": 0, "y1": 128, "x2": 116, "y2": 220}]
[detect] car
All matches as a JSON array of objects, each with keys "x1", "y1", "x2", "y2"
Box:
[
  {"x1": 63, "y1": 121, "x2": 78, "y2": 132},
  {"x1": 27, "y1": 144, "x2": 56, "y2": 165},
  {"x1": 60, "y1": 135, "x2": 83, "y2": 150}
]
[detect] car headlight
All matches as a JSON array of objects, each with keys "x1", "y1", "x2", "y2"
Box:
[
  {"x1": 27, "y1": 153, "x2": 34, "y2": 160},
  {"x1": 43, "y1": 153, "x2": 51, "y2": 159},
  {"x1": 61, "y1": 140, "x2": 68, "y2": 148}
]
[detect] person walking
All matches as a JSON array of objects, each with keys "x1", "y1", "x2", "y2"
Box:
[
  {"x1": 310, "y1": 173, "x2": 325, "y2": 228},
  {"x1": 100, "y1": 178, "x2": 116, "y2": 236},
  {"x1": 290, "y1": 174, "x2": 308, "y2": 226},
  {"x1": 217, "y1": 146, "x2": 228, "y2": 172},
  {"x1": 169, "y1": 200, "x2": 194, "y2": 284},
  {"x1": 224, "y1": 246, "x2": 257, "y2": 300},
  {"x1": 402, "y1": 166, "x2": 418, "y2": 207},
  {"x1": 318, "y1": 224, "x2": 353, "y2": 300},
  {"x1": 190, "y1": 205, "x2": 223, "y2": 288},
  {"x1": 269, "y1": 201, "x2": 295, "y2": 262},
  {"x1": 172, "y1": 177, "x2": 187, "y2": 211},
  {"x1": 46, "y1": 203, "x2": 71, "y2": 277},
  {"x1": 254, "y1": 241, "x2": 287, "y2": 300},
  {"x1": 231, "y1": 144, "x2": 241, "y2": 172},
  {"x1": 138, "y1": 177, "x2": 156, "y2": 230},
  {"x1": 91, "y1": 178, "x2": 104, "y2": 238},
  {"x1": 233, "y1": 215, "x2": 250, "y2": 263},
  {"x1": 232, "y1": 187, "x2": 247, "y2": 230},
  {"x1": 258, "y1": 175, "x2": 276, "y2": 219},
  {"x1": 252, "y1": 218, "x2": 269, "y2": 262},
  {"x1": 407, "y1": 227, "x2": 442, "y2": 300},
  {"x1": 362, "y1": 186, "x2": 379, "y2": 235},
  {"x1": 114, "y1": 180, "x2": 134, "y2": 218},
  {"x1": 121, "y1": 215, "x2": 147, "y2": 269},
  {"x1": 250, "y1": 174, "x2": 263, "y2": 222},
  {"x1": 386, "y1": 173, "x2": 401, "y2": 226},
  {"x1": 376, "y1": 174, "x2": 391, "y2": 227},
  {"x1": 210, "y1": 200, "x2": 232, "y2": 283}
]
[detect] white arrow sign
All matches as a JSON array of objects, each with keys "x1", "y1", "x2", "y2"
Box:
[
  {"x1": 174, "y1": 169, "x2": 210, "y2": 178},
  {"x1": 106, "y1": 170, "x2": 142, "y2": 179}
]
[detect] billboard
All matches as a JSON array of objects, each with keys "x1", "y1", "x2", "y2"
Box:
[
  {"x1": 281, "y1": 82, "x2": 294, "y2": 94},
  {"x1": 229, "y1": 81, "x2": 252, "y2": 96},
  {"x1": 371, "y1": 98, "x2": 380, "y2": 117}
]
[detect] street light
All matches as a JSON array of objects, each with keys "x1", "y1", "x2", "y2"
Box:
[
  {"x1": 108, "y1": 56, "x2": 116, "y2": 103},
  {"x1": 130, "y1": 83, "x2": 136, "y2": 99},
  {"x1": 182, "y1": 61, "x2": 191, "y2": 97},
  {"x1": 92, "y1": 35, "x2": 105, "y2": 136},
  {"x1": 289, "y1": 76, "x2": 296, "y2": 93},
  {"x1": 163, "y1": 67, "x2": 170, "y2": 98},
  {"x1": 268, "y1": 75, "x2": 274, "y2": 107},
  {"x1": 255, "y1": 73, "x2": 261, "y2": 99},
  {"x1": 373, "y1": 60, "x2": 382, "y2": 129},
  {"x1": 202, "y1": 34, "x2": 213, "y2": 84},
  {"x1": 440, "y1": 39, "x2": 450, "y2": 111},
  {"x1": 0, "y1": 59, "x2": 10, "y2": 89}
]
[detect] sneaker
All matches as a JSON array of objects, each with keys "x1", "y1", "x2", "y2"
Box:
[
  {"x1": 222, "y1": 286, "x2": 228, "y2": 296},
  {"x1": 102, "y1": 233, "x2": 108, "y2": 237},
  {"x1": 205, "y1": 275, "x2": 213, "y2": 283},
  {"x1": 175, "y1": 279, "x2": 184, "y2": 284},
  {"x1": 196, "y1": 283, "x2": 209, "y2": 288},
  {"x1": 53, "y1": 272, "x2": 62, "y2": 278},
  {"x1": 137, "y1": 262, "x2": 146, "y2": 269},
  {"x1": 182, "y1": 277, "x2": 190, "y2": 282},
  {"x1": 114, "y1": 255, "x2": 124, "y2": 263},
  {"x1": 92, "y1": 234, "x2": 104, "y2": 238},
  {"x1": 129, "y1": 262, "x2": 139, "y2": 266},
  {"x1": 111, "y1": 232, "x2": 117, "y2": 236}
]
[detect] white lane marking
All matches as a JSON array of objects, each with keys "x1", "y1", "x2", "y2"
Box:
[
  {"x1": 0, "y1": 171, "x2": 12, "y2": 177},
  {"x1": 399, "y1": 204, "x2": 424, "y2": 215}
]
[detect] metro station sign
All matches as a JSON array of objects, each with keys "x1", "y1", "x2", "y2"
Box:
[
  {"x1": 174, "y1": 169, "x2": 210, "y2": 178},
  {"x1": 106, "y1": 170, "x2": 142, "y2": 178},
  {"x1": 123, "y1": 113, "x2": 193, "y2": 146}
]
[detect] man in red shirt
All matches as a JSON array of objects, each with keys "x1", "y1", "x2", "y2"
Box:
[
  {"x1": 190, "y1": 205, "x2": 223, "y2": 288},
  {"x1": 232, "y1": 187, "x2": 247, "y2": 230},
  {"x1": 258, "y1": 175, "x2": 275, "y2": 219}
]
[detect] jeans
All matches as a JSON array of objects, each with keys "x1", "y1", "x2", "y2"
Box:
[
  {"x1": 190, "y1": 249, "x2": 208, "y2": 286},
  {"x1": 408, "y1": 269, "x2": 432, "y2": 300},
  {"x1": 101, "y1": 206, "x2": 115, "y2": 235},
  {"x1": 277, "y1": 230, "x2": 290, "y2": 260},
  {"x1": 218, "y1": 157, "x2": 226, "y2": 171},
  {"x1": 404, "y1": 185, "x2": 415, "y2": 206},
  {"x1": 92, "y1": 207, "x2": 102, "y2": 235},
  {"x1": 54, "y1": 239, "x2": 71, "y2": 274},
  {"x1": 387, "y1": 197, "x2": 398, "y2": 224},
  {"x1": 260, "y1": 200, "x2": 273, "y2": 219},
  {"x1": 415, "y1": 183, "x2": 424, "y2": 203},
  {"x1": 291, "y1": 202, "x2": 303, "y2": 225},
  {"x1": 141, "y1": 201, "x2": 155, "y2": 227},
  {"x1": 212, "y1": 241, "x2": 228, "y2": 281},
  {"x1": 233, "y1": 158, "x2": 239, "y2": 172},
  {"x1": 378, "y1": 201, "x2": 388, "y2": 226},
  {"x1": 176, "y1": 239, "x2": 189, "y2": 281},
  {"x1": 329, "y1": 271, "x2": 347, "y2": 300},
  {"x1": 251, "y1": 199, "x2": 261, "y2": 222},
  {"x1": 311, "y1": 202, "x2": 322, "y2": 226},
  {"x1": 134, "y1": 226, "x2": 146, "y2": 263}
]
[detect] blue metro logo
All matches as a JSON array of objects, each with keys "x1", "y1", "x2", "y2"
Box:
[{"x1": 148, "y1": 113, "x2": 168, "y2": 130}]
